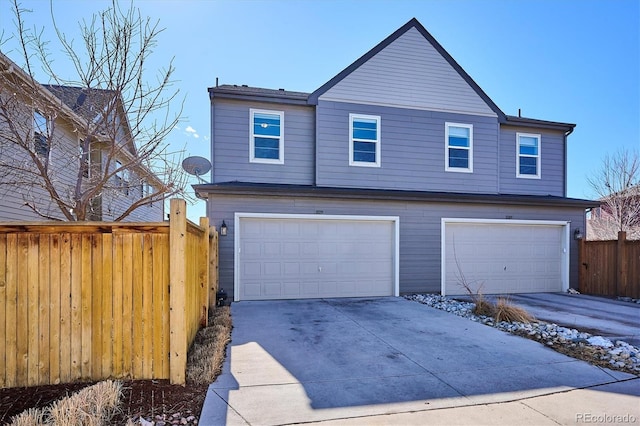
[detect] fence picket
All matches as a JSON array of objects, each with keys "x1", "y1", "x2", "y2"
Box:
[
  {"x1": 580, "y1": 232, "x2": 640, "y2": 298},
  {"x1": 0, "y1": 200, "x2": 215, "y2": 387}
]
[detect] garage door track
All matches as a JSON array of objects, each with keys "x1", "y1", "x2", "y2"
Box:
[{"x1": 200, "y1": 297, "x2": 639, "y2": 425}]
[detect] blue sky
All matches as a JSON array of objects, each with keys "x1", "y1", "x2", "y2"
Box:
[{"x1": 1, "y1": 0, "x2": 639, "y2": 220}]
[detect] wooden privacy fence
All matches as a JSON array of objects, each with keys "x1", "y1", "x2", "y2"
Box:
[
  {"x1": 0, "y1": 199, "x2": 218, "y2": 388},
  {"x1": 579, "y1": 231, "x2": 640, "y2": 298}
]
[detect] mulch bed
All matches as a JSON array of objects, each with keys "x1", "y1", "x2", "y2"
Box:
[{"x1": 0, "y1": 379, "x2": 208, "y2": 424}]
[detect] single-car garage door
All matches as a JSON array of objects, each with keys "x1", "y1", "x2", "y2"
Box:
[
  {"x1": 442, "y1": 219, "x2": 569, "y2": 296},
  {"x1": 236, "y1": 214, "x2": 399, "y2": 301}
]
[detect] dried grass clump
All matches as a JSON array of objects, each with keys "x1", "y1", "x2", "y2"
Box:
[
  {"x1": 494, "y1": 297, "x2": 535, "y2": 323},
  {"x1": 472, "y1": 295, "x2": 495, "y2": 317},
  {"x1": 9, "y1": 408, "x2": 46, "y2": 426},
  {"x1": 186, "y1": 305, "x2": 233, "y2": 385},
  {"x1": 10, "y1": 380, "x2": 123, "y2": 426}
]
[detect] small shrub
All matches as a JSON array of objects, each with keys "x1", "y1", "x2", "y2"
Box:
[
  {"x1": 10, "y1": 408, "x2": 46, "y2": 426},
  {"x1": 494, "y1": 297, "x2": 534, "y2": 323},
  {"x1": 186, "y1": 306, "x2": 232, "y2": 385},
  {"x1": 472, "y1": 295, "x2": 495, "y2": 316},
  {"x1": 10, "y1": 380, "x2": 122, "y2": 426}
]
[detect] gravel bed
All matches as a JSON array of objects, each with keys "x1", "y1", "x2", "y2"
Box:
[{"x1": 405, "y1": 294, "x2": 640, "y2": 374}]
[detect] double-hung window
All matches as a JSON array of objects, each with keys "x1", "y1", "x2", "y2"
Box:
[
  {"x1": 349, "y1": 113, "x2": 380, "y2": 167},
  {"x1": 79, "y1": 140, "x2": 90, "y2": 178},
  {"x1": 250, "y1": 109, "x2": 284, "y2": 164},
  {"x1": 516, "y1": 133, "x2": 541, "y2": 178},
  {"x1": 33, "y1": 110, "x2": 50, "y2": 157},
  {"x1": 445, "y1": 123, "x2": 473, "y2": 172}
]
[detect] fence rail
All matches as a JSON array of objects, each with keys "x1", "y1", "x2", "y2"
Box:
[
  {"x1": 0, "y1": 199, "x2": 217, "y2": 388},
  {"x1": 579, "y1": 231, "x2": 640, "y2": 298}
]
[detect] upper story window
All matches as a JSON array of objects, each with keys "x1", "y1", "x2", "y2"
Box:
[
  {"x1": 33, "y1": 110, "x2": 50, "y2": 157},
  {"x1": 115, "y1": 160, "x2": 130, "y2": 195},
  {"x1": 445, "y1": 123, "x2": 473, "y2": 172},
  {"x1": 349, "y1": 113, "x2": 381, "y2": 167},
  {"x1": 250, "y1": 109, "x2": 284, "y2": 164},
  {"x1": 79, "y1": 140, "x2": 90, "y2": 178},
  {"x1": 517, "y1": 133, "x2": 541, "y2": 178}
]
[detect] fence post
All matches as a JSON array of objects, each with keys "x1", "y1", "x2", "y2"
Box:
[
  {"x1": 199, "y1": 217, "x2": 210, "y2": 327},
  {"x1": 578, "y1": 237, "x2": 585, "y2": 293},
  {"x1": 617, "y1": 231, "x2": 627, "y2": 296},
  {"x1": 169, "y1": 199, "x2": 187, "y2": 385},
  {"x1": 209, "y1": 228, "x2": 219, "y2": 310}
]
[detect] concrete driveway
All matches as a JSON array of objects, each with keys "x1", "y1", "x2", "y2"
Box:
[
  {"x1": 477, "y1": 293, "x2": 640, "y2": 347},
  {"x1": 200, "y1": 297, "x2": 639, "y2": 425}
]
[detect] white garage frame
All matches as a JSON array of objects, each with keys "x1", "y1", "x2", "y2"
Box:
[
  {"x1": 440, "y1": 218, "x2": 570, "y2": 296},
  {"x1": 234, "y1": 213, "x2": 400, "y2": 301}
]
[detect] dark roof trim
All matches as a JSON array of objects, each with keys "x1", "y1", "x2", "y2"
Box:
[
  {"x1": 209, "y1": 85, "x2": 310, "y2": 106},
  {"x1": 194, "y1": 181, "x2": 598, "y2": 208},
  {"x1": 503, "y1": 115, "x2": 576, "y2": 133},
  {"x1": 307, "y1": 18, "x2": 507, "y2": 121}
]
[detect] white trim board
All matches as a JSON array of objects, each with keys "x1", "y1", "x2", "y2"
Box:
[{"x1": 234, "y1": 212, "x2": 400, "y2": 301}]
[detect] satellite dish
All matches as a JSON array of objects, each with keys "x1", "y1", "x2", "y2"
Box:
[{"x1": 182, "y1": 156, "x2": 212, "y2": 183}]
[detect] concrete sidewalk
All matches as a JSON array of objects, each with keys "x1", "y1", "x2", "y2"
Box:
[{"x1": 200, "y1": 297, "x2": 640, "y2": 425}]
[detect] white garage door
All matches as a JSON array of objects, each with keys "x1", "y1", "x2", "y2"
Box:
[
  {"x1": 442, "y1": 220, "x2": 568, "y2": 296},
  {"x1": 236, "y1": 214, "x2": 399, "y2": 301}
]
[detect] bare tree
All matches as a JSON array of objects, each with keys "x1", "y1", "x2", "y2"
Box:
[
  {"x1": 586, "y1": 148, "x2": 640, "y2": 240},
  {"x1": 0, "y1": 0, "x2": 188, "y2": 221}
]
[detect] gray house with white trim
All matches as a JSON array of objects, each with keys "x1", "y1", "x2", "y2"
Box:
[{"x1": 195, "y1": 18, "x2": 597, "y2": 301}]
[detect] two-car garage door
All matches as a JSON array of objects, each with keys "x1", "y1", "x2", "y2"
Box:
[
  {"x1": 442, "y1": 220, "x2": 569, "y2": 296},
  {"x1": 236, "y1": 214, "x2": 399, "y2": 301}
]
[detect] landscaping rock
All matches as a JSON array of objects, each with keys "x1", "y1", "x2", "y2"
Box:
[{"x1": 405, "y1": 294, "x2": 640, "y2": 375}]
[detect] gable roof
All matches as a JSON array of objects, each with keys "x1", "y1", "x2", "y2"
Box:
[
  {"x1": 43, "y1": 85, "x2": 115, "y2": 121},
  {"x1": 308, "y1": 18, "x2": 506, "y2": 119},
  {"x1": 44, "y1": 84, "x2": 137, "y2": 154}
]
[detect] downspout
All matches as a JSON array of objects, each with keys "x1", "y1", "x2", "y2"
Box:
[{"x1": 563, "y1": 125, "x2": 575, "y2": 198}]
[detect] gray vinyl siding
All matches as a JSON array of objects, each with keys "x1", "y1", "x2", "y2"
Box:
[
  {"x1": 99, "y1": 156, "x2": 164, "y2": 222},
  {"x1": 499, "y1": 126, "x2": 565, "y2": 196},
  {"x1": 318, "y1": 27, "x2": 496, "y2": 117},
  {"x1": 316, "y1": 100, "x2": 500, "y2": 193},
  {"x1": 212, "y1": 99, "x2": 314, "y2": 185},
  {"x1": 0, "y1": 109, "x2": 163, "y2": 222},
  {"x1": 208, "y1": 193, "x2": 584, "y2": 299},
  {"x1": 0, "y1": 117, "x2": 79, "y2": 221}
]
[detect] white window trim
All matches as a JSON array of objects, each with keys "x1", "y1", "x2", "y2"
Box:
[
  {"x1": 349, "y1": 113, "x2": 381, "y2": 167},
  {"x1": 445, "y1": 122, "x2": 473, "y2": 173},
  {"x1": 33, "y1": 109, "x2": 50, "y2": 157},
  {"x1": 250, "y1": 108, "x2": 284, "y2": 164},
  {"x1": 516, "y1": 132, "x2": 541, "y2": 179}
]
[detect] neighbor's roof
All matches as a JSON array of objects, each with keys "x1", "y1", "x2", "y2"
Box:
[{"x1": 44, "y1": 85, "x2": 117, "y2": 122}]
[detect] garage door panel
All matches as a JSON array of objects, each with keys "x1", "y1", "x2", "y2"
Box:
[
  {"x1": 283, "y1": 263, "x2": 300, "y2": 275},
  {"x1": 243, "y1": 262, "x2": 261, "y2": 277},
  {"x1": 263, "y1": 282, "x2": 282, "y2": 296},
  {"x1": 263, "y1": 242, "x2": 281, "y2": 256},
  {"x1": 444, "y1": 222, "x2": 565, "y2": 295},
  {"x1": 263, "y1": 262, "x2": 281, "y2": 275},
  {"x1": 238, "y1": 217, "x2": 395, "y2": 300}
]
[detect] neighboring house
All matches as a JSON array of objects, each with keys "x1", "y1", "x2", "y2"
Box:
[
  {"x1": 195, "y1": 18, "x2": 598, "y2": 301},
  {"x1": 587, "y1": 186, "x2": 640, "y2": 240},
  {"x1": 0, "y1": 52, "x2": 164, "y2": 222}
]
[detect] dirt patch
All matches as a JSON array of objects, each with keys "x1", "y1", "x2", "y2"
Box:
[{"x1": 0, "y1": 306, "x2": 232, "y2": 424}]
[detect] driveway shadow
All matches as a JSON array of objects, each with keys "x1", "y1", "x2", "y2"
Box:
[{"x1": 202, "y1": 297, "x2": 639, "y2": 425}]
